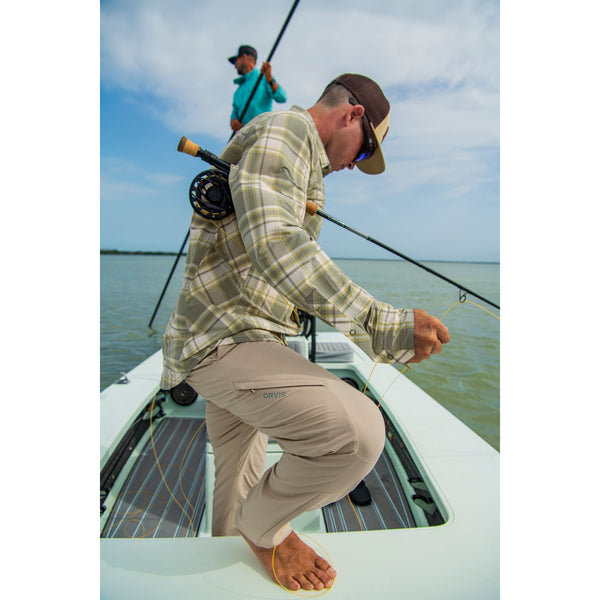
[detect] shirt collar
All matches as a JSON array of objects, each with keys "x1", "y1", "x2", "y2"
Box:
[
  {"x1": 233, "y1": 68, "x2": 258, "y2": 85},
  {"x1": 289, "y1": 106, "x2": 332, "y2": 176}
]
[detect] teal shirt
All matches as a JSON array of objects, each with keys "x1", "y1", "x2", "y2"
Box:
[{"x1": 231, "y1": 68, "x2": 287, "y2": 125}]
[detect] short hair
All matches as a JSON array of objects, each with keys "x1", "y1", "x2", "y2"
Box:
[{"x1": 317, "y1": 83, "x2": 354, "y2": 108}]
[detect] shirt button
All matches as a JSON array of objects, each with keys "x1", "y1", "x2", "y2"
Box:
[
  {"x1": 349, "y1": 329, "x2": 356, "y2": 335},
  {"x1": 387, "y1": 352, "x2": 394, "y2": 360}
]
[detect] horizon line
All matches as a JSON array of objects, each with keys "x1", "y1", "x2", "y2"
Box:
[{"x1": 100, "y1": 249, "x2": 499, "y2": 265}]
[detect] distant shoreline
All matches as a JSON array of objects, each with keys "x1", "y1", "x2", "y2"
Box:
[
  {"x1": 100, "y1": 249, "x2": 498, "y2": 264},
  {"x1": 100, "y1": 249, "x2": 182, "y2": 256}
]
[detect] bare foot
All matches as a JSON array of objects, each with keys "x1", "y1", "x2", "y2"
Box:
[{"x1": 241, "y1": 530, "x2": 337, "y2": 591}]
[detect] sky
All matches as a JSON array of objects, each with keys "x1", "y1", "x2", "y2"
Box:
[
  {"x1": 100, "y1": 0, "x2": 500, "y2": 262},
  {"x1": 4, "y1": 2, "x2": 600, "y2": 597}
]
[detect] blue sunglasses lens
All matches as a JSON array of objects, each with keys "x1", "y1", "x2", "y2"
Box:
[
  {"x1": 354, "y1": 121, "x2": 374, "y2": 162},
  {"x1": 349, "y1": 98, "x2": 375, "y2": 162},
  {"x1": 355, "y1": 148, "x2": 373, "y2": 162}
]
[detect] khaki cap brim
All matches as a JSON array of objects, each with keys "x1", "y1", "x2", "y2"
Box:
[{"x1": 357, "y1": 111, "x2": 390, "y2": 175}]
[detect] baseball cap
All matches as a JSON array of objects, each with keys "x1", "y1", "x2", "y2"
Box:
[
  {"x1": 326, "y1": 73, "x2": 390, "y2": 174},
  {"x1": 228, "y1": 45, "x2": 257, "y2": 65}
]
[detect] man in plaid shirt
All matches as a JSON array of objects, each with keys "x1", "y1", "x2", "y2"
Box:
[{"x1": 162, "y1": 74, "x2": 450, "y2": 591}]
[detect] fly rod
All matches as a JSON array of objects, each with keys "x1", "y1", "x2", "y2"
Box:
[
  {"x1": 174, "y1": 136, "x2": 501, "y2": 312},
  {"x1": 304, "y1": 202, "x2": 500, "y2": 310}
]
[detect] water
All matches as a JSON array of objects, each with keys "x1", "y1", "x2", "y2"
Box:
[{"x1": 101, "y1": 255, "x2": 500, "y2": 450}]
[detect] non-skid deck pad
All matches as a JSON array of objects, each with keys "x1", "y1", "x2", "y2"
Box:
[
  {"x1": 102, "y1": 417, "x2": 207, "y2": 539},
  {"x1": 322, "y1": 450, "x2": 416, "y2": 532}
]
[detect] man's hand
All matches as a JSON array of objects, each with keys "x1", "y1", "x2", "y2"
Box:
[
  {"x1": 230, "y1": 118, "x2": 243, "y2": 132},
  {"x1": 261, "y1": 62, "x2": 279, "y2": 92},
  {"x1": 260, "y1": 61, "x2": 273, "y2": 82},
  {"x1": 408, "y1": 308, "x2": 450, "y2": 363}
]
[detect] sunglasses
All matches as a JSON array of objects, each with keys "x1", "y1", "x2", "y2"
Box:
[{"x1": 349, "y1": 98, "x2": 376, "y2": 162}]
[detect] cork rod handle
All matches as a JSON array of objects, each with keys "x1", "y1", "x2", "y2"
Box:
[
  {"x1": 305, "y1": 201, "x2": 319, "y2": 216},
  {"x1": 177, "y1": 136, "x2": 200, "y2": 157},
  {"x1": 178, "y1": 135, "x2": 319, "y2": 218}
]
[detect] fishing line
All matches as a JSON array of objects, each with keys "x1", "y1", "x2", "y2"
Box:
[
  {"x1": 108, "y1": 490, "x2": 167, "y2": 539},
  {"x1": 271, "y1": 526, "x2": 337, "y2": 596},
  {"x1": 347, "y1": 495, "x2": 364, "y2": 531},
  {"x1": 147, "y1": 134, "x2": 500, "y2": 560},
  {"x1": 149, "y1": 392, "x2": 205, "y2": 537},
  {"x1": 440, "y1": 299, "x2": 500, "y2": 322},
  {"x1": 176, "y1": 418, "x2": 207, "y2": 531},
  {"x1": 341, "y1": 298, "x2": 500, "y2": 533},
  {"x1": 361, "y1": 299, "x2": 499, "y2": 408},
  {"x1": 149, "y1": 386, "x2": 339, "y2": 592}
]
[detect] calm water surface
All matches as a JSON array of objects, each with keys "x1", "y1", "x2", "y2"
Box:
[{"x1": 101, "y1": 255, "x2": 500, "y2": 450}]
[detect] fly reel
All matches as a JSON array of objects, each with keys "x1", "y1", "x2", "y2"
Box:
[{"x1": 189, "y1": 169, "x2": 234, "y2": 220}]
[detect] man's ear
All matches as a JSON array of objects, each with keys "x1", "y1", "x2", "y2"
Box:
[
  {"x1": 337, "y1": 103, "x2": 362, "y2": 130},
  {"x1": 348, "y1": 103, "x2": 365, "y2": 123}
]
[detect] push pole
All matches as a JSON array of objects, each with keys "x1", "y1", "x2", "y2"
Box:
[
  {"x1": 237, "y1": 0, "x2": 301, "y2": 125},
  {"x1": 148, "y1": 229, "x2": 190, "y2": 328},
  {"x1": 149, "y1": 1, "x2": 302, "y2": 327}
]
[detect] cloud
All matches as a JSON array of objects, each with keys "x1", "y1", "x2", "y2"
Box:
[
  {"x1": 101, "y1": 157, "x2": 185, "y2": 203},
  {"x1": 100, "y1": 0, "x2": 499, "y2": 260},
  {"x1": 101, "y1": 0, "x2": 498, "y2": 135}
]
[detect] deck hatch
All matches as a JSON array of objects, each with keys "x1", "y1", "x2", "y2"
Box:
[
  {"x1": 101, "y1": 417, "x2": 207, "y2": 539},
  {"x1": 322, "y1": 449, "x2": 417, "y2": 532},
  {"x1": 314, "y1": 342, "x2": 355, "y2": 362}
]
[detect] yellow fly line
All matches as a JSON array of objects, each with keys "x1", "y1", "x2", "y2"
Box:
[{"x1": 362, "y1": 299, "x2": 499, "y2": 407}]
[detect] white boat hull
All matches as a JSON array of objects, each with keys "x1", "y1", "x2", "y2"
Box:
[{"x1": 100, "y1": 332, "x2": 499, "y2": 599}]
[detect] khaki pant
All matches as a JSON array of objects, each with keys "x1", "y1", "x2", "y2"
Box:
[{"x1": 185, "y1": 340, "x2": 385, "y2": 548}]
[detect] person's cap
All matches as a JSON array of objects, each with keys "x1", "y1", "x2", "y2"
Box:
[
  {"x1": 228, "y1": 45, "x2": 257, "y2": 65},
  {"x1": 327, "y1": 73, "x2": 390, "y2": 174}
]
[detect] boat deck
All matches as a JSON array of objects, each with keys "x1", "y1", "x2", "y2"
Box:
[
  {"x1": 100, "y1": 333, "x2": 499, "y2": 599},
  {"x1": 102, "y1": 417, "x2": 208, "y2": 539},
  {"x1": 101, "y1": 409, "x2": 424, "y2": 539}
]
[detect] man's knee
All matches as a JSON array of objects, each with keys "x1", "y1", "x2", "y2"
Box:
[
  {"x1": 319, "y1": 381, "x2": 385, "y2": 466},
  {"x1": 351, "y1": 395, "x2": 385, "y2": 466}
]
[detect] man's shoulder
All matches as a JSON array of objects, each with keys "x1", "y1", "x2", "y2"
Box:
[
  {"x1": 256, "y1": 106, "x2": 313, "y2": 134},
  {"x1": 231, "y1": 106, "x2": 321, "y2": 162},
  {"x1": 249, "y1": 107, "x2": 326, "y2": 169}
]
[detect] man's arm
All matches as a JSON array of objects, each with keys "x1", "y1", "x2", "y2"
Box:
[
  {"x1": 228, "y1": 114, "x2": 424, "y2": 364},
  {"x1": 261, "y1": 62, "x2": 287, "y2": 103},
  {"x1": 231, "y1": 93, "x2": 243, "y2": 131}
]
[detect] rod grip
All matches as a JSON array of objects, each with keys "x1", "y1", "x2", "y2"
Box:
[
  {"x1": 305, "y1": 201, "x2": 319, "y2": 216},
  {"x1": 178, "y1": 136, "x2": 200, "y2": 157}
]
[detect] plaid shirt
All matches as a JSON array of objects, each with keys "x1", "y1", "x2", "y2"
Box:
[{"x1": 161, "y1": 106, "x2": 414, "y2": 390}]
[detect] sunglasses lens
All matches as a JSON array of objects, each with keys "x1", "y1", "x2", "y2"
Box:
[
  {"x1": 349, "y1": 98, "x2": 376, "y2": 163},
  {"x1": 354, "y1": 119, "x2": 374, "y2": 162},
  {"x1": 354, "y1": 150, "x2": 373, "y2": 162}
]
